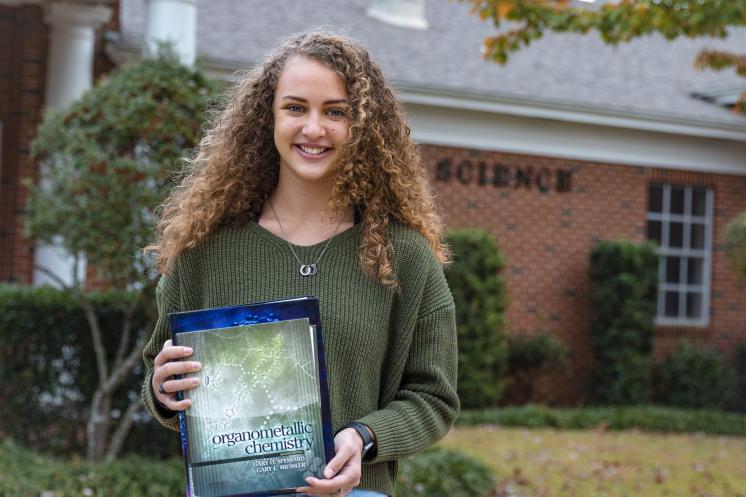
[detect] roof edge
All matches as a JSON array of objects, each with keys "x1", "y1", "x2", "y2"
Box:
[{"x1": 395, "y1": 83, "x2": 746, "y2": 142}]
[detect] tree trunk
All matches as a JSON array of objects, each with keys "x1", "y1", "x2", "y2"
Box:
[
  {"x1": 87, "y1": 389, "x2": 112, "y2": 462},
  {"x1": 36, "y1": 261, "x2": 160, "y2": 463}
]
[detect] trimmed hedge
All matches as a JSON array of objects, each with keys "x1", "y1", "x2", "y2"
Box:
[
  {"x1": 445, "y1": 228, "x2": 508, "y2": 408},
  {"x1": 734, "y1": 344, "x2": 746, "y2": 412},
  {"x1": 588, "y1": 241, "x2": 658, "y2": 405},
  {"x1": 456, "y1": 404, "x2": 746, "y2": 436},
  {"x1": 0, "y1": 440, "x2": 496, "y2": 497},
  {"x1": 0, "y1": 284, "x2": 178, "y2": 457}
]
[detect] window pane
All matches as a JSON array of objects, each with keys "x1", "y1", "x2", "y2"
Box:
[
  {"x1": 670, "y1": 187, "x2": 685, "y2": 214},
  {"x1": 666, "y1": 257, "x2": 681, "y2": 284},
  {"x1": 687, "y1": 257, "x2": 704, "y2": 285},
  {"x1": 690, "y1": 224, "x2": 705, "y2": 249},
  {"x1": 686, "y1": 292, "x2": 703, "y2": 319},
  {"x1": 665, "y1": 291, "x2": 679, "y2": 317},
  {"x1": 647, "y1": 221, "x2": 662, "y2": 244},
  {"x1": 669, "y1": 222, "x2": 684, "y2": 248},
  {"x1": 692, "y1": 189, "x2": 706, "y2": 216},
  {"x1": 649, "y1": 185, "x2": 663, "y2": 213}
]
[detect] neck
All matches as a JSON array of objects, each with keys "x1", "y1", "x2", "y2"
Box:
[
  {"x1": 268, "y1": 172, "x2": 351, "y2": 226},
  {"x1": 259, "y1": 174, "x2": 354, "y2": 245}
]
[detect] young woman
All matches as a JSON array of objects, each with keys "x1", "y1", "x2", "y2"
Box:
[{"x1": 142, "y1": 31, "x2": 459, "y2": 497}]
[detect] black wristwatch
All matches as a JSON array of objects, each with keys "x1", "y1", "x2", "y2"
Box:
[{"x1": 340, "y1": 422, "x2": 376, "y2": 461}]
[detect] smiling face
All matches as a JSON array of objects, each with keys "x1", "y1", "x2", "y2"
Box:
[{"x1": 272, "y1": 56, "x2": 350, "y2": 189}]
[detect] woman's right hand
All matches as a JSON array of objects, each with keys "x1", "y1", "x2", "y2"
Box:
[{"x1": 152, "y1": 339, "x2": 202, "y2": 411}]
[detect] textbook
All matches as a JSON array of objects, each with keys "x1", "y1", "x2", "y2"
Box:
[{"x1": 169, "y1": 297, "x2": 334, "y2": 497}]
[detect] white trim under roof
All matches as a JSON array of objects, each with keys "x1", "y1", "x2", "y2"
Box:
[
  {"x1": 395, "y1": 83, "x2": 746, "y2": 142},
  {"x1": 405, "y1": 103, "x2": 746, "y2": 176}
]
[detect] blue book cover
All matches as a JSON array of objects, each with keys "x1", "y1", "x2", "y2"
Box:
[{"x1": 169, "y1": 296, "x2": 334, "y2": 497}]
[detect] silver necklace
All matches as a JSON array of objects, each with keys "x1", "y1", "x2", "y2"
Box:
[{"x1": 268, "y1": 201, "x2": 345, "y2": 277}]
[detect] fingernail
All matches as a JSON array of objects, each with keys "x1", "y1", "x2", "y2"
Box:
[
  {"x1": 192, "y1": 362, "x2": 201, "y2": 369},
  {"x1": 184, "y1": 347, "x2": 193, "y2": 354},
  {"x1": 191, "y1": 378, "x2": 200, "y2": 385}
]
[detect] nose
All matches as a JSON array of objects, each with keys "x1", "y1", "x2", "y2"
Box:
[{"x1": 302, "y1": 111, "x2": 326, "y2": 139}]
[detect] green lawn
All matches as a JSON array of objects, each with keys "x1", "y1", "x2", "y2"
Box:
[{"x1": 439, "y1": 426, "x2": 746, "y2": 497}]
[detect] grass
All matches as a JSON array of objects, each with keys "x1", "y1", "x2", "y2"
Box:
[
  {"x1": 5, "y1": 419, "x2": 746, "y2": 497},
  {"x1": 439, "y1": 425, "x2": 746, "y2": 497},
  {"x1": 456, "y1": 405, "x2": 746, "y2": 436}
]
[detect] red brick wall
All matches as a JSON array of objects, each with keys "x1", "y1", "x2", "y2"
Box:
[
  {"x1": 422, "y1": 144, "x2": 746, "y2": 404},
  {"x1": 0, "y1": 3, "x2": 117, "y2": 284},
  {"x1": 0, "y1": 5, "x2": 48, "y2": 284}
]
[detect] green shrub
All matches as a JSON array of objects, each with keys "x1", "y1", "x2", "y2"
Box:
[
  {"x1": 396, "y1": 447, "x2": 496, "y2": 497},
  {"x1": 724, "y1": 210, "x2": 746, "y2": 281},
  {"x1": 733, "y1": 344, "x2": 746, "y2": 412},
  {"x1": 591, "y1": 350, "x2": 652, "y2": 406},
  {"x1": 28, "y1": 46, "x2": 217, "y2": 285},
  {"x1": 504, "y1": 333, "x2": 567, "y2": 404},
  {"x1": 0, "y1": 439, "x2": 495, "y2": 497},
  {"x1": 456, "y1": 404, "x2": 746, "y2": 436},
  {"x1": 0, "y1": 439, "x2": 183, "y2": 497},
  {"x1": 508, "y1": 334, "x2": 567, "y2": 371},
  {"x1": 0, "y1": 284, "x2": 178, "y2": 457},
  {"x1": 657, "y1": 340, "x2": 735, "y2": 409},
  {"x1": 445, "y1": 228, "x2": 508, "y2": 408},
  {"x1": 588, "y1": 241, "x2": 658, "y2": 405}
]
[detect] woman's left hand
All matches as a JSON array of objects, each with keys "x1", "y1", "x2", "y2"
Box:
[{"x1": 296, "y1": 428, "x2": 363, "y2": 497}]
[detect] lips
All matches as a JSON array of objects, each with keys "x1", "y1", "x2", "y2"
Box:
[{"x1": 294, "y1": 144, "x2": 332, "y2": 158}]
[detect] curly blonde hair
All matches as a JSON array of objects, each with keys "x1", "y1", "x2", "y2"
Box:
[{"x1": 148, "y1": 31, "x2": 448, "y2": 287}]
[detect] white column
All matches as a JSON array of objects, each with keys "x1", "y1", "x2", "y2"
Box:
[
  {"x1": 367, "y1": 0, "x2": 428, "y2": 30},
  {"x1": 145, "y1": 0, "x2": 197, "y2": 67},
  {"x1": 34, "y1": 2, "x2": 112, "y2": 287},
  {"x1": 44, "y1": 2, "x2": 112, "y2": 108}
]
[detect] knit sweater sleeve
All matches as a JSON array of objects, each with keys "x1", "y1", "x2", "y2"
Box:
[
  {"x1": 141, "y1": 263, "x2": 182, "y2": 432},
  {"x1": 356, "y1": 256, "x2": 460, "y2": 462}
]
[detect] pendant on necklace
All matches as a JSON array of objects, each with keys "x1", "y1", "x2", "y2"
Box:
[{"x1": 299, "y1": 264, "x2": 317, "y2": 277}]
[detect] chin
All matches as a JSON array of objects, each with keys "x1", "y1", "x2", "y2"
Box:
[{"x1": 285, "y1": 158, "x2": 338, "y2": 182}]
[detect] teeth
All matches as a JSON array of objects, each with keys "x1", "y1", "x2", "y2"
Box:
[{"x1": 299, "y1": 145, "x2": 327, "y2": 155}]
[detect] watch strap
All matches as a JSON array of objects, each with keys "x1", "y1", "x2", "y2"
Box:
[{"x1": 340, "y1": 422, "x2": 376, "y2": 461}]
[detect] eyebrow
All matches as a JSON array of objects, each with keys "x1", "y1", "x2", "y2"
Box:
[{"x1": 281, "y1": 96, "x2": 348, "y2": 105}]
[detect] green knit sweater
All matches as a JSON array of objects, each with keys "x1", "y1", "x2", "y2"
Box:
[{"x1": 141, "y1": 221, "x2": 459, "y2": 496}]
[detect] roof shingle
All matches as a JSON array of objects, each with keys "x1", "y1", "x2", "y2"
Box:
[{"x1": 119, "y1": 0, "x2": 746, "y2": 127}]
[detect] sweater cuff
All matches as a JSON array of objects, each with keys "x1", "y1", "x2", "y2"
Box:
[{"x1": 355, "y1": 396, "x2": 453, "y2": 464}]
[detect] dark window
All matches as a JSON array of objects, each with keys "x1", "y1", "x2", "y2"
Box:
[{"x1": 646, "y1": 184, "x2": 711, "y2": 325}]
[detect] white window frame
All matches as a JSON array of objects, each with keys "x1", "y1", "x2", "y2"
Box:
[{"x1": 646, "y1": 183, "x2": 713, "y2": 327}]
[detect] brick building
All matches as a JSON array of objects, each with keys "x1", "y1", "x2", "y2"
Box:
[{"x1": 3, "y1": 0, "x2": 745, "y2": 403}]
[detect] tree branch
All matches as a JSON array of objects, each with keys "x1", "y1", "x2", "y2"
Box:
[
  {"x1": 80, "y1": 297, "x2": 109, "y2": 385},
  {"x1": 102, "y1": 332, "x2": 149, "y2": 397},
  {"x1": 113, "y1": 300, "x2": 137, "y2": 369},
  {"x1": 105, "y1": 397, "x2": 144, "y2": 462}
]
